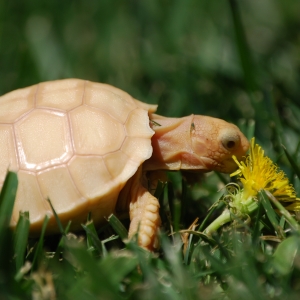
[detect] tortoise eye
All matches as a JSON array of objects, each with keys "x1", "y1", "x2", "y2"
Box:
[
  {"x1": 225, "y1": 140, "x2": 236, "y2": 149},
  {"x1": 221, "y1": 131, "x2": 240, "y2": 151}
]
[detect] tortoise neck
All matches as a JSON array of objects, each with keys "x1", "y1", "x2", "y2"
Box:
[{"x1": 144, "y1": 114, "x2": 194, "y2": 171}]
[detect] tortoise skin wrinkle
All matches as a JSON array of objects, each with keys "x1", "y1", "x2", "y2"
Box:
[{"x1": 0, "y1": 79, "x2": 249, "y2": 250}]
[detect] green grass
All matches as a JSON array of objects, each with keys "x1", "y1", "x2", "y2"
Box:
[
  {"x1": 1, "y1": 0, "x2": 300, "y2": 299},
  {"x1": 2, "y1": 169, "x2": 300, "y2": 299}
]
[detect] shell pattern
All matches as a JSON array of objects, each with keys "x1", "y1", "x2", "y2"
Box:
[{"x1": 0, "y1": 79, "x2": 154, "y2": 232}]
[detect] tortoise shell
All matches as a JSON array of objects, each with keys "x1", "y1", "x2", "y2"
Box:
[{"x1": 0, "y1": 79, "x2": 156, "y2": 233}]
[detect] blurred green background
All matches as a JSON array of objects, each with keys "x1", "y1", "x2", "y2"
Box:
[
  {"x1": 1, "y1": 3, "x2": 300, "y2": 298},
  {"x1": 0, "y1": 0, "x2": 300, "y2": 156}
]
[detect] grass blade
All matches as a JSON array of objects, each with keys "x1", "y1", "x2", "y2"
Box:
[
  {"x1": 259, "y1": 190, "x2": 283, "y2": 238},
  {"x1": 0, "y1": 172, "x2": 18, "y2": 293},
  {"x1": 228, "y1": 0, "x2": 257, "y2": 91},
  {"x1": 0, "y1": 171, "x2": 18, "y2": 230},
  {"x1": 153, "y1": 180, "x2": 165, "y2": 199},
  {"x1": 107, "y1": 214, "x2": 128, "y2": 240},
  {"x1": 265, "y1": 190, "x2": 300, "y2": 232},
  {"x1": 252, "y1": 200, "x2": 264, "y2": 245},
  {"x1": 82, "y1": 223, "x2": 103, "y2": 255},
  {"x1": 14, "y1": 211, "x2": 30, "y2": 272},
  {"x1": 47, "y1": 198, "x2": 66, "y2": 236},
  {"x1": 246, "y1": 119, "x2": 255, "y2": 141},
  {"x1": 31, "y1": 215, "x2": 50, "y2": 271},
  {"x1": 282, "y1": 145, "x2": 300, "y2": 179},
  {"x1": 272, "y1": 236, "x2": 300, "y2": 276},
  {"x1": 198, "y1": 200, "x2": 224, "y2": 232}
]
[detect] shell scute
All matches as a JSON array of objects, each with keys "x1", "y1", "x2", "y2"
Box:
[
  {"x1": 126, "y1": 108, "x2": 155, "y2": 137},
  {"x1": 121, "y1": 136, "x2": 153, "y2": 164},
  {"x1": 0, "y1": 125, "x2": 19, "y2": 185},
  {"x1": 36, "y1": 79, "x2": 85, "y2": 111},
  {"x1": 37, "y1": 166, "x2": 86, "y2": 216},
  {"x1": 12, "y1": 171, "x2": 50, "y2": 226},
  {"x1": 104, "y1": 151, "x2": 139, "y2": 184},
  {"x1": 0, "y1": 85, "x2": 36, "y2": 123},
  {"x1": 86, "y1": 81, "x2": 137, "y2": 107},
  {"x1": 68, "y1": 155, "x2": 113, "y2": 200},
  {"x1": 69, "y1": 105, "x2": 125, "y2": 156},
  {"x1": 14, "y1": 109, "x2": 73, "y2": 171},
  {"x1": 84, "y1": 82, "x2": 137, "y2": 124}
]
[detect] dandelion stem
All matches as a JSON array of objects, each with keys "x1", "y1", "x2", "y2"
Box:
[
  {"x1": 203, "y1": 208, "x2": 232, "y2": 235},
  {"x1": 242, "y1": 199, "x2": 258, "y2": 214}
]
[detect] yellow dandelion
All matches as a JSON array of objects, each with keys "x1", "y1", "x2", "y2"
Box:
[
  {"x1": 230, "y1": 138, "x2": 300, "y2": 211},
  {"x1": 204, "y1": 137, "x2": 300, "y2": 235}
]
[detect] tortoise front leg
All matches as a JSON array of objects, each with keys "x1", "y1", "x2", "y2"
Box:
[{"x1": 128, "y1": 184, "x2": 161, "y2": 251}]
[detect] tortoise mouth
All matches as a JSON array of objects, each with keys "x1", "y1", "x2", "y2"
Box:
[
  {"x1": 211, "y1": 155, "x2": 247, "y2": 174},
  {"x1": 215, "y1": 158, "x2": 239, "y2": 174},
  {"x1": 179, "y1": 156, "x2": 222, "y2": 173},
  {"x1": 174, "y1": 151, "x2": 244, "y2": 174},
  {"x1": 180, "y1": 156, "x2": 240, "y2": 174}
]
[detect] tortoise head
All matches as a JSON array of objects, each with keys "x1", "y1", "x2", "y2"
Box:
[
  {"x1": 146, "y1": 114, "x2": 249, "y2": 173},
  {"x1": 188, "y1": 115, "x2": 249, "y2": 173}
]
